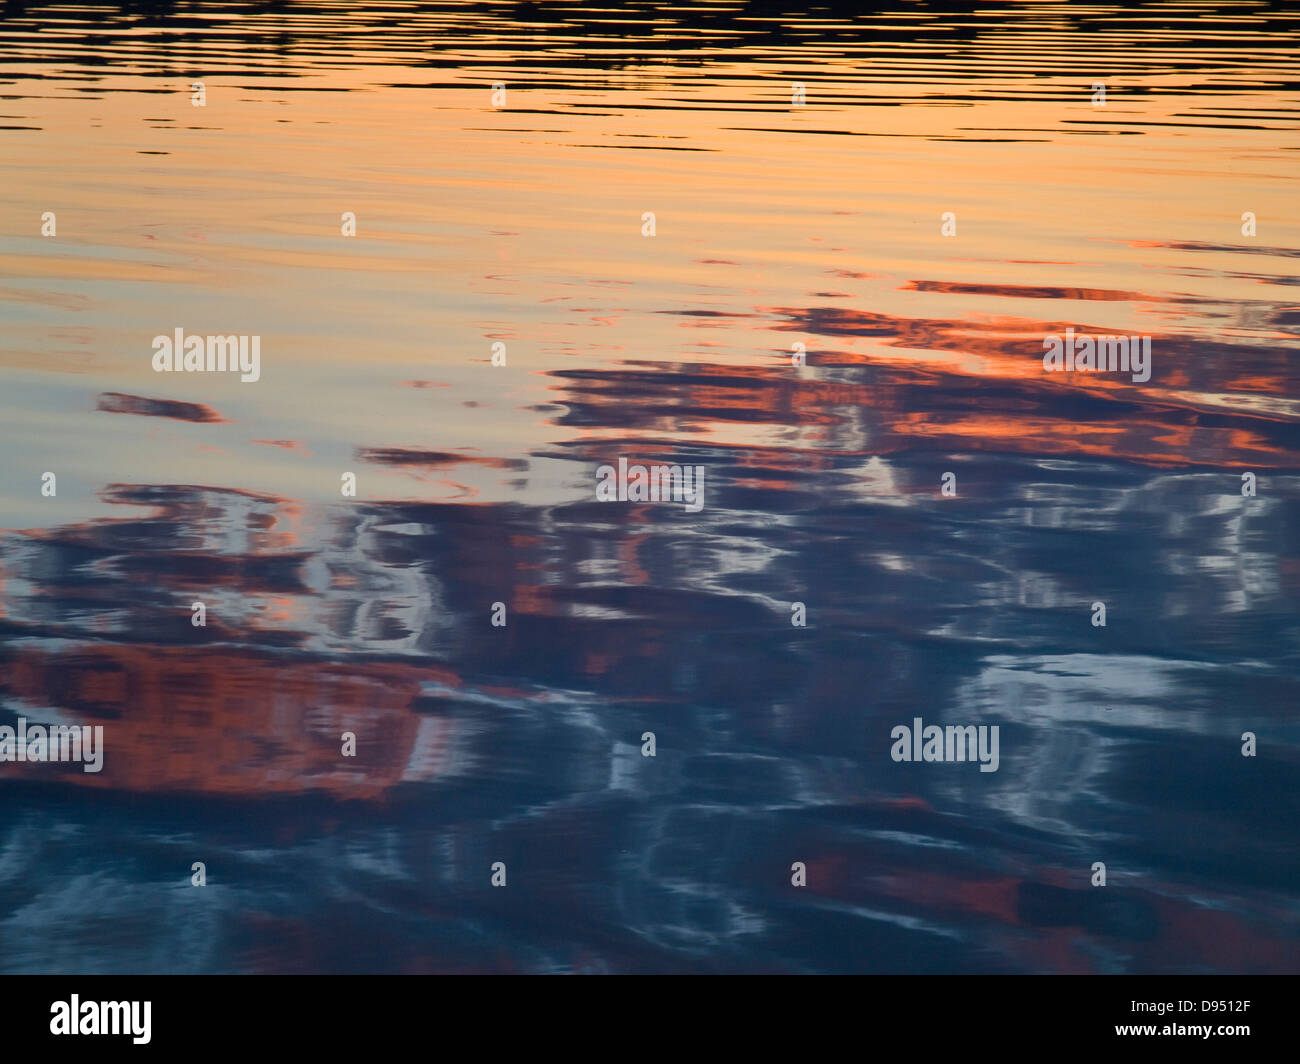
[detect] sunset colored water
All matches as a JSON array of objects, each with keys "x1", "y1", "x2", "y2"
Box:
[{"x1": 1, "y1": 1, "x2": 1297, "y2": 973}]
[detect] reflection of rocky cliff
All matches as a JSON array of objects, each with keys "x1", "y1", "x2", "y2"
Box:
[
  {"x1": 0, "y1": 378, "x2": 1296, "y2": 969},
  {"x1": 0, "y1": 484, "x2": 460, "y2": 659},
  {"x1": 0, "y1": 640, "x2": 468, "y2": 798}
]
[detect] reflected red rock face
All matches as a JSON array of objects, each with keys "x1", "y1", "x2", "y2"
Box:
[{"x1": 0, "y1": 643, "x2": 462, "y2": 798}]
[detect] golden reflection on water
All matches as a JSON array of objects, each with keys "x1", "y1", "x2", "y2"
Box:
[{"x1": 1, "y1": 3, "x2": 1297, "y2": 525}]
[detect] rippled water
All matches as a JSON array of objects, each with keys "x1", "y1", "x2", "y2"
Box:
[{"x1": 1, "y1": 1, "x2": 1298, "y2": 973}]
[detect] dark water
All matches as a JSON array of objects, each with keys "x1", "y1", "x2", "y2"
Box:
[{"x1": 0, "y1": 1, "x2": 1298, "y2": 973}]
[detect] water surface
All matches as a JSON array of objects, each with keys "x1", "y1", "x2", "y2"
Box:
[{"x1": 1, "y1": 0, "x2": 1298, "y2": 973}]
